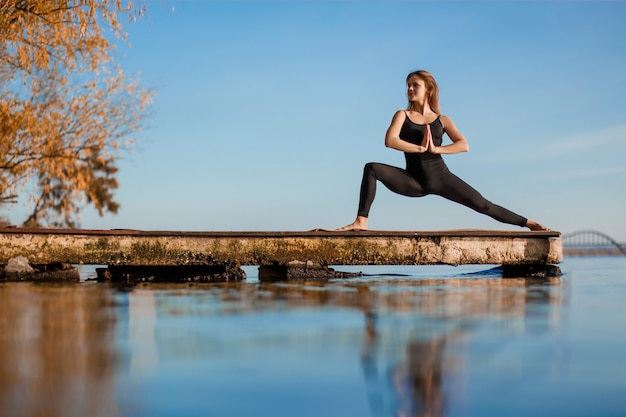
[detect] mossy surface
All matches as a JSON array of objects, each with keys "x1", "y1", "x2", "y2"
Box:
[{"x1": 0, "y1": 233, "x2": 562, "y2": 266}]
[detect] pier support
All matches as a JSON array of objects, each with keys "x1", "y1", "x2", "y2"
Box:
[
  {"x1": 501, "y1": 263, "x2": 562, "y2": 278},
  {"x1": 96, "y1": 264, "x2": 246, "y2": 283},
  {"x1": 258, "y1": 261, "x2": 363, "y2": 282}
]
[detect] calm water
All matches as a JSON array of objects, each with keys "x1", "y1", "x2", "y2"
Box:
[{"x1": 1, "y1": 257, "x2": 625, "y2": 417}]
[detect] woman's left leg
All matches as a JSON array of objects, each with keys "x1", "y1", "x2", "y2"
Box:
[{"x1": 435, "y1": 172, "x2": 528, "y2": 227}]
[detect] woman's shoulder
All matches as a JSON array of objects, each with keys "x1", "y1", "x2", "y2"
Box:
[
  {"x1": 439, "y1": 114, "x2": 453, "y2": 128},
  {"x1": 390, "y1": 109, "x2": 408, "y2": 122}
]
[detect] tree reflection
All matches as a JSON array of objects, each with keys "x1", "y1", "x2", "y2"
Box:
[{"x1": 0, "y1": 283, "x2": 118, "y2": 417}]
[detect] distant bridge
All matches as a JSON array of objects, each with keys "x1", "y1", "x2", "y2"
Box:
[{"x1": 562, "y1": 230, "x2": 626, "y2": 256}]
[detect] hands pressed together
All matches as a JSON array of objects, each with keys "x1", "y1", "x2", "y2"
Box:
[{"x1": 418, "y1": 124, "x2": 439, "y2": 154}]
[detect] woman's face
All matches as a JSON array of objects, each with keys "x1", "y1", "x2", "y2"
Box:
[{"x1": 407, "y1": 75, "x2": 428, "y2": 103}]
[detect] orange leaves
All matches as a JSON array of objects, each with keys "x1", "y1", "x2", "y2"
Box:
[{"x1": 1, "y1": 1, "x2": 152, "y2": 227}]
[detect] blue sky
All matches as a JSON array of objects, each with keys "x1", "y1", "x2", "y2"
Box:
[{"x1": 10, "y1": 1, "x2": 626, "y2": 240}]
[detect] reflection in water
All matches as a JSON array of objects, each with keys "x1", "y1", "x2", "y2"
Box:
[
  {"x1": 0, "y1": 272, "x2": 564, "y2": 417},
  {"x1": 123, "y1": 276, "x2": 561, "y2": 417},
  {"x1": 136, "y1": 276, "x2": 560, "y2": 319},
  {"x1": 395, "y1": 338, "x2": 446, "y2": 417},
  {"x1": 128, "y1": 290, "x2": 158, "y2": 374},
  {"x1": 358, "y1": 277, "x2": 560, "y2": 417},
  {"x1": 361, "y1": 311, "x2": 451, "y2": 417},
  {"x1": 0, "y1": 283, "x2": 118, "y2": 417}
]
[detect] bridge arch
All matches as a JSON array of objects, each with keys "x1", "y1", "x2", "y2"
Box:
[{"x1": 562, "y1": 230, "x2": 626, "y2": 255}]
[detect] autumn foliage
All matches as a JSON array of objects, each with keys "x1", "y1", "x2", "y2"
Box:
[{"x1": 0, "y1": 0, "x2": 152, "y2": 227}]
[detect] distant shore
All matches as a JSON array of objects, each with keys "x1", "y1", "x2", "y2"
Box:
[{"x1": 564, "y1": 247, "x2": 626, "y2": 257}]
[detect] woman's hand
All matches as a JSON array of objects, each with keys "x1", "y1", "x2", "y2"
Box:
[
  {"x1": 413, "y1": 132, "x2": 428, "y2": 153},
  {"x1": 425, "y1": 124, "x2": 439, "y2": 154}
]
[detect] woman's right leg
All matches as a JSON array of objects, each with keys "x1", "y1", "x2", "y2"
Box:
[
  {"x1": 337, "y1": 163, "x2": 425, "y2": 231},
  {"x1": 357, "y1": 162, "x2": 426, "y2": 217}
]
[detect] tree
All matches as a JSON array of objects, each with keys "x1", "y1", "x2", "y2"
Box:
[{"x1": 0, "y1": 0, "x2": 153, "y2": 227}]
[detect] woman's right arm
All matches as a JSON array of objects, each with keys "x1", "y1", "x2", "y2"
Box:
[{"x1": 384, "y1": 110, "x2": 428, "y2": 153}]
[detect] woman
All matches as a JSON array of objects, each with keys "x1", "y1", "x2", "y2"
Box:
[{"x1": 336, "y1": 70, "x2": 548, "y2": 232}]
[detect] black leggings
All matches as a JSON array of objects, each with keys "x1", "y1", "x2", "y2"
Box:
[{"x1": 357, "y1": 162, "x2": 527, "y2": 227}]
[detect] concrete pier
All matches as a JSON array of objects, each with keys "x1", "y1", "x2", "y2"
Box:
[
  {"x1": 0, "y1": 228, "x2": 561, "y2": 266},
  {"x1": 0, "y1": 228, "x2": 562, "y2": 281}
]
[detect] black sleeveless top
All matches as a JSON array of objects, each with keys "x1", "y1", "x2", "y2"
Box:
[{"x1": 399, "y1": 113, "x2": 449, "y2": 178}]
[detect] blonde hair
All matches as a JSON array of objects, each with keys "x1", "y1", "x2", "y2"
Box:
[{"x1": 406, "y1": 70, "x2": 440, "y2": 114}]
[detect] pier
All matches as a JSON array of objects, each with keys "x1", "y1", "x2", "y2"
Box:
[{"x1": 0, "y1": 228, "x2": 562, "y2": 281}]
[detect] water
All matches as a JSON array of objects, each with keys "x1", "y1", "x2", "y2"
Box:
[{"x1": 1, "y1": 258, "x2": 625, "y2": 417}]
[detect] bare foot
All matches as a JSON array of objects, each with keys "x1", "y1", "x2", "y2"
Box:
[
  {"x1": 335, "y1": 216, "x2": 368, "y2": 231},
  {"x1": 526, "y1": 219, "x2": 550, "y2": 231}
]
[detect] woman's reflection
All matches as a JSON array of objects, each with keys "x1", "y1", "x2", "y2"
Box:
[{"x1": 393, "y1": 337, "x2": 446, "y2": 417}]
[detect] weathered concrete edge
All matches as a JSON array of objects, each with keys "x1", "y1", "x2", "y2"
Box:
[
  {"x1": 0, "y1": 229, "x2": 562, "y2": 266},
  {"x1": 0, "y1": 227, "x2": 561, "y2": 238}
]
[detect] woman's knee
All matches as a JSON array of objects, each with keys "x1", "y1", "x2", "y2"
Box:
[
  {"x1": 363, "y1": 162, "x2": 382, "y2": 177},
  {"x1": 364, "y1": 162, "x2": 377, "y2": 171}
]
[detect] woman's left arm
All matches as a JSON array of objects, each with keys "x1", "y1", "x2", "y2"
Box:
[{"x1": 428, "y1": 115, "x2": 469, "y2": 155}]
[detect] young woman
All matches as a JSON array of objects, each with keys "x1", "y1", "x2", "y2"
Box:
[{"x1": 336, "y1": 70, "x2": 548, "y2": 232}]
